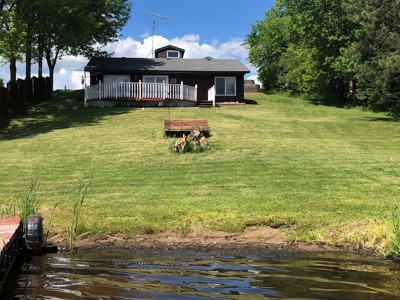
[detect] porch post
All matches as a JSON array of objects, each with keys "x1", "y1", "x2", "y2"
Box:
[
  {"x1": 99, "y1": 80, "x2": 102, "y2": 99},
  {"x1": 180, "y1": 81, "x2": 183, "y2": 100},
  {"x1": 163, "y1": 80, "x2": 167, "y2": 99},
  {"x1": 195, "y1": 84, "x2": 198, "y2": 102},
  {"x1": 139, "y1": 80, "x2": 142, "y2": 99},
  {"x1": 212, "y1": 85, "x2": 215, "y2": 107},
  {"x1": 84, "y1": 72, "x2": 87, "y2": 105}
]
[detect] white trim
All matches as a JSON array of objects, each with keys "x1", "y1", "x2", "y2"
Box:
[
  {"x1": 208, "y1": 85, "x2": 215, "y2": 107},
  {"x1": 85, "y1": 81, "x2": 198, "y2": 102},
  {"x1": 143, "y1": 75, "x2": 169, "y2": 83},
  {"x1": 167, "y1": 50, "x2": 180, "y2": 58}
]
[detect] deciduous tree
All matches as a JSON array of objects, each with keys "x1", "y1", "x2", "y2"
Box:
[
  {"x1": 0, "y1": 0, "x2": 131, "y2": 93},
  {"x1": 38, "y1": 0, "x2": 131, "y2": 92},
  {"x1": 244, "y1": 2, "x2": 291, "y2": 92},
  {"x1": 0, "y1": 0, "x2": 27, "y2": 82},
  {"x1": 245, "y1": 0, "x2": 357, "y2": 104}
]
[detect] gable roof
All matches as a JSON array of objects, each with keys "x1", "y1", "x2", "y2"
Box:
[
  {"x1": 85, "y1": 57, "x2": 250, "y2": 75},
  {"x1": 155, "y1": 45, "x2": 185, "y2": 55}
]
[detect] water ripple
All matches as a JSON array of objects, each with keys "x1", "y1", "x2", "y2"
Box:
[{"x1": 4, "y1": 250, "x2": 400, "y2": 299}]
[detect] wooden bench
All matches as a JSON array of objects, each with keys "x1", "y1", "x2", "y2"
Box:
[{"x1": 164, "y1": 119, "x2": 209, "y2": 133}]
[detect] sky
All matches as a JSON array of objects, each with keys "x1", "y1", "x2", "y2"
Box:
[{"x1": 0, "y1": 0, "x2": 275, "y2": 90}]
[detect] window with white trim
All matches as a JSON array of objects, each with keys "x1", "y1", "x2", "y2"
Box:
[
  {"x1": 215, "y1": 77, "x2": 236, "y2": 96},
  {"x1": 143, "y1": 75, "x2": 168, "y2": 83},
  {"x1": 167, "y1": 50, "x2": 179, "y2": 58},
  {"x1": 104, "y1": 74, "x2": 130, "y2": 83}
]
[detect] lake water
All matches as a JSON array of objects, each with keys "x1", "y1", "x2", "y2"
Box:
[{"x1": 3, "y1": 248, "x2": 400, "y2": 299}]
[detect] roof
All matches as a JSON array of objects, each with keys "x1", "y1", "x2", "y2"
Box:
[{"x1": 84, "y1": 57, "x2": 250, "y2": 74}]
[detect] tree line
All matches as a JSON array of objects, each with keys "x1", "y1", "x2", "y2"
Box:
[
  {"x1": 244, "y1": 0, "x2": 400, "y2": 115},
  {"x1": 0, "y1": 0, "x2": 131, "y2": 93}
]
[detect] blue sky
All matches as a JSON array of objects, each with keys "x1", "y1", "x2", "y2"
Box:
[
  {"x1": 0, "y1": 0, "x2": 275, "y2": 89},
  {"x1": 128, "y1": 0, "x2": 272, "y2": 48}
]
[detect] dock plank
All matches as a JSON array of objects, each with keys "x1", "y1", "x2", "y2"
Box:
[
  {"x1": 0, "y1": 216, "x2": 23, "y2": 291},
  {"x1": 0, "y1": 217, "x2": 21, "y2": 253}
]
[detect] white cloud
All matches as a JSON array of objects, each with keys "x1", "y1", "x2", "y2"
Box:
[
  {"x1": 140, "y1": 29, "x2": 151, "y2": 38},
  {"x1": 58, "y1": 68, "x2": 67, "y2": 75},
  {"x1": 178, "y1": 34, "x2": 200, "y2": 43},
  {"x1": 0, "y1": 34, "x2": 258, "y2": 90}
]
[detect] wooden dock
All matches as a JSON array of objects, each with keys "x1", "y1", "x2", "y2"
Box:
[{"x1": 0, "y1": 217, "x2": 23, "y2": 291}]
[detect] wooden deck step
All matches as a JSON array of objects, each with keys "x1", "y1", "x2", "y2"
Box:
[{"x1": 197, "y1": 100, "x2": 213, "y2": 107}]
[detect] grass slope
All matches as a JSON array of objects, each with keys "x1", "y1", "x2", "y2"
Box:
[{"x1": 1, "y1": 90, "x2": 399, "y2": 252}]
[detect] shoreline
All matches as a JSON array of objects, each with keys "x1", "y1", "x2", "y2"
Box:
[{"x1": 47, "y1": 226, "x2": 378, "y2": 257}]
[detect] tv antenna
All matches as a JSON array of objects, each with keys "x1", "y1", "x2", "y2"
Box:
[{"x1": 139, "y1": 12, "x2": 178, "y2": 58}]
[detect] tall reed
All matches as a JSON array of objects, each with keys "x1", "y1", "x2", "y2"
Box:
[
  {"x1": 44, "y1": 185, "x2": 69, "y2": 245},
  {"x1": 387, "y1": 206, "x2": 400, "y2": 260},
  {"x1": 68, "y1": 170, "x2": 94, "y2": 252},
  {"x1": 19, "y1": 170, "x2": 40, "y2": 226}
]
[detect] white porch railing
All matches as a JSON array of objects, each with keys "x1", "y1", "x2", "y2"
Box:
[
  {"x1": 208, "y1": 85, "x2": 216, "y2": 107},
  {"x1": 85, "y1": 81, "x2": 197, "y2": 103}
]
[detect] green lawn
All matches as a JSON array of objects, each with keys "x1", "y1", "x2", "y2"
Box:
[{"x1": 1, "y1": 91, "x2": 399, "y2": 253}]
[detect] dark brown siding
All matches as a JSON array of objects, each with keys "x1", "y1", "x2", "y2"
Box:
[
  {"x1": 166, "y1": 74, "x2": 213, "y2": 100},
  {"x1": 168, "y1": 74, "x2": 245, "y2": 102},
  {"x1": 88, "y1": 72, "x2": 246, "y2": 102},
  {"x1": 155, "y1": 49, "x2": 184, "y2": 58},
  {"x1": 89, "y1": 73, "x2": 139, "y2": 85}
]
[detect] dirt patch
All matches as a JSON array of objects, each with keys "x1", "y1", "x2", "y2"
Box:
[{"x1": 47, "y1": 226, "x2": 364, "y2": 254}]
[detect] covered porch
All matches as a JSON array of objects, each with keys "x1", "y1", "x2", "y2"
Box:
[{"x1": 85, "y1": 81, "x2": 199, "y2": 108}]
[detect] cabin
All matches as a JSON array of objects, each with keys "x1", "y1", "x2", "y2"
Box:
[{"x1": 84, "y1": 45, "x2": 250, "y2": 108}]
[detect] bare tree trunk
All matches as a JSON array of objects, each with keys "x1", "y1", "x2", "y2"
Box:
[
  {"x1": 26, "y1": 43, "x2": 32, "y2": 102},
  {"x1": 38, "y1": 45, "x2": 43, "y2": 78},
  {"x1": 10, "y1": 58, "x2": 17, "y2": 83},
  {"x1": 352, "y1": 79, "x2": 357, "y2": 106},
  {"x1": 45, "y1": 48, "x2": 58, "y2": 93}
]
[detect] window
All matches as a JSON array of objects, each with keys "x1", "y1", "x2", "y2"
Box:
[
  {"x1": 167, "y1": 50, "x2": 179, "y2": 58},
  {"x1": 104, "y1": 75, "x2": 130, "y2": 83},
  {"x1": 215, "y1": 77, "x2": 236, "y2": 96},
  {"x1": 170, "y1": 78, "x2": 177, "y2": 84},
  {"x1": 143, "y1": 76, "x2": 168, "y2": 83}
]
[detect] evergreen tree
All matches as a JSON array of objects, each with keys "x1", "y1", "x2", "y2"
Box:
[{"x1": 344, "y1": 0, "x2": 400, "y2": 114}]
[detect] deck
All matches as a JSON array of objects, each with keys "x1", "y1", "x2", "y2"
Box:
[
  {"x1": 85, "y1": 81, "x2": 199, "y2": 108},
  {"x1": 0, "y1": 216, "x2": 23, "y2": 291}
]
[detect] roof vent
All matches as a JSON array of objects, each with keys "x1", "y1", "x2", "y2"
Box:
[{"x1": 204, "y1": 56, "x2": 213, "y2": 60}]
